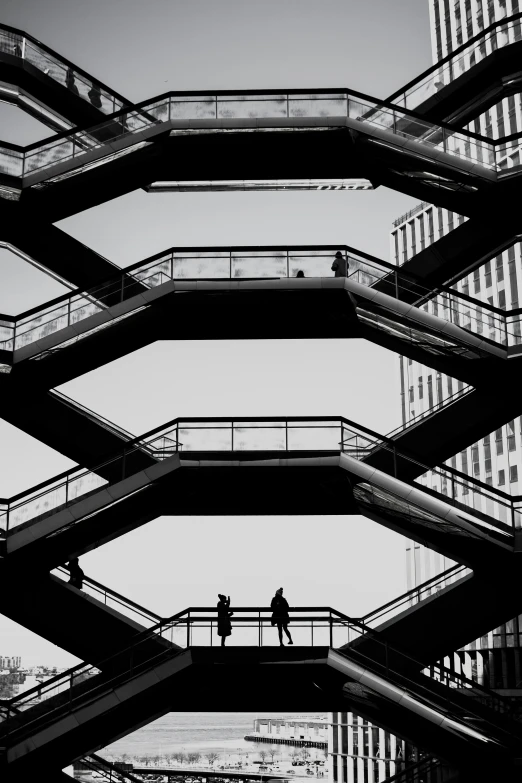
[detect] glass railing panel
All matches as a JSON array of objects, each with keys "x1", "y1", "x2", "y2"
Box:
[
  {"x1": 0, "y1": 147, "x2": 24, "y2": 177},
  {"x1": 0, "y1": 320, "x2": 14, "y2": 351},
  {"x1": 362, "y1": 565, "x2": 471, "y2": 628},
  {"x1": 0, "y1": 502, "x2": 7, "y2": 534},
  {"x1": 397, "y1": 18, "x2": 522, "y2": 113},
  {"x1": 6, "y1": 90, "x2": 502, "y2": 185},
  {"x1": 218, "y1": 95, "x2": 289, "y2": 119},
  {"x1": 232, "y1": 250, "x2": 288, "y2": 278},
  {"x1": 13, "y1": 293, "x2": 105, "y2": 350},
  {"x1": 1, "y1": 468, "x2": 108, "y2": 532},
  {"x1": 173, "y1": 251, "x2": 230, "y2": 279},
  {"x1": 288, "y1": 93, "x2": 347, "y2": 118},
  {"x1": 23, "y1": 137, "x2": 75, "y2": 175},
  {"x1": 19, "y1": 39, "x2": 125, "y2": 116},
  {"x1": 287, "y1": 249, "x2": 340, "y2": 278},
  {"x1": 414, "y1": 464, "x2": 518, "y2": 531},
  {"x1": 506, "y1": 313, "x2": 522, "y2": 346},
  {"x1": 169, "y1": 95, "x2": 218, "y2": 120},
  {"x1": 0, "y1": 31, "x2": 23, "y2": 56}
]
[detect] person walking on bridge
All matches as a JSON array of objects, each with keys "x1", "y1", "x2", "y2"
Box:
[
  {"x1": 217, "y1": 593, "x2": 233, "y2": 646},
  {"x1": 271, "y1": 587, "x2": 293, "y2": 646},
  {"x1": 331, "y1": 251, "x2": 348, "y2": 277}
]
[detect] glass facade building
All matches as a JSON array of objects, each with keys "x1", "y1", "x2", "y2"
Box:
[{"x1": 329, "y1": 3, "x2": 522, "y2": 782}]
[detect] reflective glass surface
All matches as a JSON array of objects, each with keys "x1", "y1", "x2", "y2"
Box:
[
  {"x1": 2, "y1": 246, "x2": 517, "y2": 358},
  {"x1": 0, "y1": 26, "x2": 126, "y2": 116},
  {"x1": 0, "y1": 89, "x2": 500, "y2": 183},
  {"x1": 390, "y1": 14, "x2": 522, "y2": 114}
]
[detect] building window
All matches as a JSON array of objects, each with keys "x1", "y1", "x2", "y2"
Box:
[
  {"x1": 496, "y1": 255, "x2": 504, "y2": 284},
  {"x1": 409, "y1": 220, "x2": 416, "y2": 255},
  {"x1": 418, "y1": 378, "x2": 423, "y2": 400},
  {"x1": 510, "y1": 466, "x2": 519, "y2": 484},
  {"x1": 508, "y1": 420, "x2": 516, "y2": 452},
  {"x1": 499, "y1": 469, "x2": 505, "y2": 486},
  {"x1": 409, "y1": 386, "x2": 414, "y2": 403},
  {"x1": 496, "y1": 428, "x2": 504, "y2": 455},
  {"x1": 427, "y1": 376, "x2": 433, "y2": 408},
  {"x1": 427, "y1": 209, "x2": 434, "y2": 243},
  {"x1": 484, "y1": 261, "x2": 492, "y2": 289},
  {"x1": 473, "y1": 268, "x2": 481, "y2": 294}
]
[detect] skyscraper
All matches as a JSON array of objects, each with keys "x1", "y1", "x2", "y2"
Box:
[
  {"x1": 395, "y1": 0, "x2": 522, "y2": 690},
  {"x1": 330, "y1": 3, "x2": 522, "y2": 781}
]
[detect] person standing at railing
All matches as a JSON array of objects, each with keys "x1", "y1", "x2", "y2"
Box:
[
  {"x1": 271, "y1": 587, "x2": 293, "y2": 646},
  {"x1": 217, "y1": 593, "x2": 233, "y2": 647},
  {"x1": 331, "y1": 251, "x2": 348, "y2": 277},
  {"x1": 67, "y1": 557, "x2": 84, "y2": 590},
  {"x1": 88, "y1": 83, "x2": 103, "y2": 109},
  {"x1": 66, "y1": 67, "x2": 79, "y2": 97}
]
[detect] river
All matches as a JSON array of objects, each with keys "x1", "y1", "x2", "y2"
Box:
[{"x1": 102, "y1": 713, "x2": 328, "y2": 764}]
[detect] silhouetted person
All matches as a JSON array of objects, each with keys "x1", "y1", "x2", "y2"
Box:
[
  {"x1": 217, "y1": 593, "x2": 233, "y2": 646},
  {"x1": 296, "y1": 270, "x2": 305, "y2": 278},
  {"x1": 331, "y1": 251, "x2": 348, "y2": 277},
  {"x1": 12, "y1": 42, "x2": 22, "y2": 58},
  {"x1": 66, "y1": 67, "x2": 79, "y2": 97},
  {"x1": 88, "y1": 83, "x2": 103, "y2": 109},
  {"x1": 67, "y1": 558, "x2": 84, "y2": 590},
  {"x1": 271, "y1": 587, "x2": 293, "y2": 646}
]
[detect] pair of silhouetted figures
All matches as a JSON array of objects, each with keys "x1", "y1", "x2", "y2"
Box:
[
  {"x1": 295, "y1": 250, "x2": 348, "y2": 279},
  {"x1": 217, "y1": 587, "x2": 293, "y2": 647}
]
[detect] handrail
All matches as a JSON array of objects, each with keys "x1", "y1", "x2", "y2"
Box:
[
  {"x1": 0, "y1": 609, "x2": 513, "y2": 757},
  {"x1": 0, "y1": 23, "x2": 131, "y2": 108},
  {"x1": 1, "y1": 413, "x2": 520, "y2": 535},
  {"x1": 361, "y1": 564, "x2": 469, "y2": 624},
  {"x1": 1, "y1": 84, "x2": 493, "y2": 155},
  {"x1": 1, "y1": 242, "x2": 520, "y2": 325},
  {"x1": 2, "y1": 605, "x2": 511, "y2": 713},
  {"x1": 383, "y1": 386, "x2": 474, "y2": 441},
  {"x1": 54, "y1": 566, "x2": 162, "y2": 625},
  {"x1": 386, "y1": 12, "x2": 522, "y2": 105}
]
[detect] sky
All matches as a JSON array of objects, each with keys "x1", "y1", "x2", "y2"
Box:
[{"x1": 0, "y1": 0, "x2": 433, "y2": 667}]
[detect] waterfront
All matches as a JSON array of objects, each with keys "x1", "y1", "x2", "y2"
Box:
[{"x1": 102, "y1": 713, "x2": 328, "y2": 763}]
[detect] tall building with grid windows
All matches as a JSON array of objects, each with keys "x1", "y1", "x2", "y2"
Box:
[
  {"x1": 395, "y1": 0, "x2": 522, "y2": 691},
  {"x1": 329, "y1": 3, "x2": 522, "y2": 782}
]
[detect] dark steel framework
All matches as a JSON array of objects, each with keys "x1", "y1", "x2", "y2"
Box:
[{"x1": 2, "y1": 15, "x2": 522, "y2": 783}]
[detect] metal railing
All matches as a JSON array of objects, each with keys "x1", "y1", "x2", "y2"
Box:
[
  {"x1": 387, "y1": 12, "x2": 522, "y2": 115},
  {"x1": 1, "y1": 244, "x2": 520, "y2": 355},
  {"x1": 53, "y1": 566, "x2": 161, "y2": 629},
  {"x1": 0, "y1": 605, "x2": 513, "y2": 748},
  {"x1": 1, "y1": 414, "x2": 521, "y2": 541},
  {"x1": 341, "y1": 429, "x2": 522, "y2": 536},
  {"x1": 361, "y1": 565, "x2": 471, "y2": 629},
  {"x1": 78, "y1": 754, "x2": 145, "y2": 783},
  {"x1": 0, "y1": 86, "x2": 506, "y2": 184},
  {"x1": 0, "y1": 24, "x2": 130, "y2": 117}
]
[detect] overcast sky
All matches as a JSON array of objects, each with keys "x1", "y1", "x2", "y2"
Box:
[{"x1": 0, "y1": 0, "x2": 433, "y2": 667}]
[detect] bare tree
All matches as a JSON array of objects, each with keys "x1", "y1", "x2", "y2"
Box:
[
  {"x1": 301, "y1": 748, "x2": 310, "y2": 760},
  {"x1": 206, "y1": 752, "x2": 220, "y2": 767},
  {"x1": 259, "y1": 751, "x2": 268, "y2": 763},
  {"x1": 178, "y1": 752, "x2": 186, "y2": 765},
  {"x1": 269, "y1": 749, "x2": 277, "y2": 763}
]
